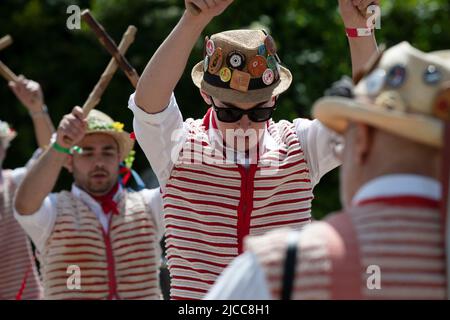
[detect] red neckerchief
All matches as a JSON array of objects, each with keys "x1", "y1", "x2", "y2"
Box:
[{"x1": 90, "y1": 183, "x2": 120, "y2": 215}]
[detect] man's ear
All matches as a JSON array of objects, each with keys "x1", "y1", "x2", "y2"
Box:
[
  {"x1": 63, "y1": 155, "x2": 74, "y2": 173},
  {"x1": 200, "y1": 90, "x2": 212, "y2": 105},
  {"x1": 354, "y1": 123, "x2": 374, "y2": 165}
]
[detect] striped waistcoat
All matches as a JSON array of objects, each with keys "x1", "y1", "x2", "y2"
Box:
[
  {"x1": 163, "y1": 113, "x2": 313, "y2": 299},
  {"x1": 247, "y1": 196, "x2": 447, "y2": 299},
  {"x1": 39, "y1": 190, "x2": 161, "y2": 300},
  {"x1": 0, "y1": 170, "x2": 42, "y2": 300}
]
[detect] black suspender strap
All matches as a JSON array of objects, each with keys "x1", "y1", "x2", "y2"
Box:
[{"x1": 281, "y1": 232, "x2": 300, "y2": 300}]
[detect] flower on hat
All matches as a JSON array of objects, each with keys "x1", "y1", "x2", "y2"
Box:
[
  {"x1": 124, "y1": 150, "x2": 136, "y2": 169},
  {"x1": 112, "y1": 122, "x2": 124, "y2": 132},
  {"x1": 87, "y1": 117, "x2": 125, "y2": 133},
  {"x1": 0, "y1": 121, "x2": 14, "y2": 138}
]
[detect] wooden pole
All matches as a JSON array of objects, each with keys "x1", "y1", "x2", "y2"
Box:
[
  {"x1": 82, "y1": 25, "x2": 137, "y2": 116},
  {"x1": 0, "y1": 35, "x2": 13, "y2": 52},
  {"x1": 0, "y1": 60, "x2": 18, "y2": 82},
  {"x1": 81, "y1": 9, "x2": 139, "y2": 88}
]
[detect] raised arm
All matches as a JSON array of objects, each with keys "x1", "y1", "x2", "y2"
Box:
[
  {"x1": 8, "y1": 76, "x2": 55, "y2": 147},
  {"x1": 14, "y1": 107, "x2": 86, "y2": 215},
  {"x1": 134, "y1": 0, "x2": 233, "y2": 114},
  {"x1": 338, "y1": 0, "x2": 379, "y2": 80}
]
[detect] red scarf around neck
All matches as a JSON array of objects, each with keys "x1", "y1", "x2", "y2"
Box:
[{"x1": 89, "y1": 183, "x2": 120, "y2": 216}]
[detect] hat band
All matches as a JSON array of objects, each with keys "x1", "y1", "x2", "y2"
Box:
[{"x1": 203, "y1": 71, "x2": 276, "y2": 91}]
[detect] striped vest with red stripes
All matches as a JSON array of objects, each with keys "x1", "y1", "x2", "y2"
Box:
[
  {"x1": 39, "y1": 190, "x2": 161, "y2": 300},
  {"x1": 163, "y1": 110, "x2": 313, "y2": 299},
  {"x1": 0, "y1": 170, "x2": 42, "y2": 300},
  {"x1": 247, "y1": 196, "x2": 447, "y2": 299}
]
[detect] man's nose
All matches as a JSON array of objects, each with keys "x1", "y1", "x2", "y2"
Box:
[{"x1": 238, "y1": 114, "x2": 251, "y2": 130}]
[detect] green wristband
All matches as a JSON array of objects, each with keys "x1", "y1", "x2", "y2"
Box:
[{"x1": 52, "y1": 142, "x2": 71, "y2": 154}]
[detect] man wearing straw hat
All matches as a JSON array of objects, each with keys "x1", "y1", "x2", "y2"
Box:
[
  {"x1": 1, "y1": 76, "x2": 54, "y2": 300},
  {"x1": 128, "y1": 0, "x2": 379, "y2": 299},
  {"x1": 14, "y1": 107, "x2": 164, "y2": 300},
  {"x1": 206, "y1": 42, "x2": 450, "y2": 300}
]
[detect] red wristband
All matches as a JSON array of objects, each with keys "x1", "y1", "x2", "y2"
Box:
[{"x1": 346, "y1": 27, "x2": 373, "y2": 38}]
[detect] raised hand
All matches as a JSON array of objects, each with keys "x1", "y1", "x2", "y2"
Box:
[
  {"x1": 8, "y1": 75, "x2": 45, "y2": 113},
  {"x1": 185, "y1": 0, "x2": 234, "y2": 20},
  {"x1": 56, "y1": 106, "x2": 87, "y2": 149},
  {"x1": 338, "y1": 0, "x2": 380, "y2": 28}
]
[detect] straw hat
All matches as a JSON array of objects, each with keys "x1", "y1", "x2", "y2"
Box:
[
  {"x1": 85, "y1": 110, "x2": 134, "y2": 161},
  {"x1": 0, "y1": 120, "x2": 17, "y2": 147},
  {"x1": 191, "y1": 29, "x2": 292, "y2": 104},
  {"x1": 313, "y1": 42, "x2": 450, "y2": 148}
]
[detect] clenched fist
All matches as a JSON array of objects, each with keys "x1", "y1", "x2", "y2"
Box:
[
  {"x1": 338, "y1": 0, "x2": 381, "y2": 28},
  {"x1": 56, "y1": 106, "x2": 87, "y2": 149},
  {"x1": 185, "y1": 0, "x2": 234, "y2": 19},
  {"x1": 8, "y1": 75, "x2": 45, "y2": 113}
]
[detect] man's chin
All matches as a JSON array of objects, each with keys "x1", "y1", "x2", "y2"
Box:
[{"x1": 86, "y1": 182, "x2": 115, "y2": 195}]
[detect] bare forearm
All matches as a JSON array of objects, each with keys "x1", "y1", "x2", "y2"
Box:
[
  {"x1": 15, "y1": 147, "x2": 65, "y2": 215},
  {"x1": 348, "y1": 35, "x2": 378, "y2": 80},
  {"x1": 135, "y1": 12, "x2": 210, "y2": 114},
  {"x1": 30, "y1": 112, "x2": 55, "y2": 148}
]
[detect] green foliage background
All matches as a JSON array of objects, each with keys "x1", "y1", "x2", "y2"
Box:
[{"x1": 1, "y1": 0, "x2": 449, "y2": 219}]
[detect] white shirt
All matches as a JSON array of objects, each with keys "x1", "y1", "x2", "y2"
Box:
[
  {"x1": 205, "y1": 174, "x2": 442, "y2": 300},
  {"x1": 0, "y1": 167, "x2": 27, "y2": 188},
  {"x1": 128, "y1": 92, "x2": 340, "y2": 190},
  {"x1": 14, "y1": 185, "x2": 164, "y2": 253}
]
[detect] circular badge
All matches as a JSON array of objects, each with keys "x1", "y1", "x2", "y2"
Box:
[
  {"x1": 364, "y1": 68, "x2": 386, "y2": 96},
  {"x1": 262, "y1": 68, "x2": 275, "y2": 86},
  {"x1": 227, "y1": 51, "x2": 246, "y2": 70},
  {"x1": 423, "y1": 65, "x2": 442, "y2": 85},
  {"x1": 386, "y1": 65, "x2": 407, "y2": 88},
  {"x1": 219, "y1": 67, "x2": 232, "y2": 82},
  {"x1": 208, "y1": 47, "x2": 223, "y2": 74},
  {"x1": 203, "y1": 56, "x2": 210, "y2": 73},
  {"x1": 264, "y1": 35, "x2": 277, "y2": 55},
  {"x1": 248, "y1": 55, "x2": 267, "y2": 78},
  {"x1": 206, "y1": 39, "x2": 215, "y2": 57},
  {"x1": 258, "y1": 44, "x2": 267, "y2": 56},
  {"x1": 266, "y1": 55, "x2": 277, "y2": 71}
]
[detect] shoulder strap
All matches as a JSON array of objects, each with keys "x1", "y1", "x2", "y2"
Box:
[{"x1": 281, "y1": 232, "x2": 301, "y2": 300}]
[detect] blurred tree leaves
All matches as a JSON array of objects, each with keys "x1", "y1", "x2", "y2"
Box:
[{"x1": 0, "y1": 0, "x2": 449, "y2": 218}]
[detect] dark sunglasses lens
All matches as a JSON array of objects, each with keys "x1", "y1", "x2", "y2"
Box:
[
  {"x1": 248, "y1": 108, "x2": 274, "y2": 122},
  {"x1": 216, "y1": 108, "x2": 243, "y2": 122}
]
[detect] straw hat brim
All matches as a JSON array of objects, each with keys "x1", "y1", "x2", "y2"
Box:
[
  {"x1": 191, "y1": 62, "x2": 293, "y2": 103},
  {"x1": 312, "y1": 96, "x2": 443, "y2": 149},
  {"x1": 432, "y1": 50, "x2": 450, "y2": 60},
  {"x1": 85, "y1": 130, "x2": 134, "y2": 162}
]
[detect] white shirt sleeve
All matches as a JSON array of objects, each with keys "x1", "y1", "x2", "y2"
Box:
[
  {"x1": 128, "y1": 92, "x2": 187, "y2": 190},
  {"x1": 204, "y1": 252, "x2": 272, "y2": 300},
  {"x1": 141, "y1": 187, "x2": 164, "y2": 242},
  {"x1": 13, "y1": 194, "x2": 58, "y2": 252},
  {"x1": 10, "y1": 148, "x2": 44, "y2": 186},
  {"x1": 294, "y1": 118, "x2": 341, "y2": 187}
]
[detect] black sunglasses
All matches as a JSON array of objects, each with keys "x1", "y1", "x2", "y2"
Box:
[{"x1": 211, "y1": 98, "x2": 277, "y2": 123}]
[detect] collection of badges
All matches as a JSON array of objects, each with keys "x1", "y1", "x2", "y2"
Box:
[
  {"x1": 362, "y1": 63, "x2": 449, "y2": 121},
  {"x1": 202, "y1": 34, "x2": 281, "y2": 92}
]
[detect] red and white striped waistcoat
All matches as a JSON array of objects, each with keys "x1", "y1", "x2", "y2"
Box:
[
  {"x1": 163, "y1": 110, "x2": 313, "y2": 299},
  {"x1": 247, "y1": 196, "x2": 447, "y2": 299},
  {"x1": 39, "y1": 190, "x2": 161, "y2": 300},
  {"x1": 0, "y1": 169, "x2": 42, "y2": 300}
]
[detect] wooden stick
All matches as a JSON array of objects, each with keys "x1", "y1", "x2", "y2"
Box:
[
  {"x1": 0, "y1": 60, "x2": 18, "y2": 82},
  {"x1": 0, "y1": 35, "x2": 13, "y2": 52},
  {"x1": 81, "y1": 9, "x2": 139, "y2": 88},
  {"x1": 82, "y1": 25, "x2": 137, "y2": 116}
]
